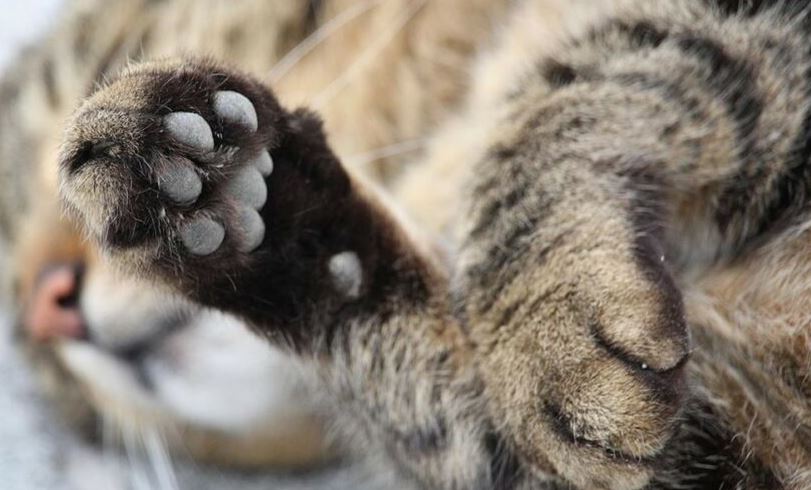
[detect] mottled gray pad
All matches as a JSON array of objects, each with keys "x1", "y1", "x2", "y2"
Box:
[
  {"x1": 236, "y1": 207, "x2": 265, "y2": 253},
  {"x1": 252, "y1": 150, "x2": 274, "y2": 177},
  {"x1": 226, "y1": 165, "x2": 267, "y2": 210},
  {"x1": 164, "y1": 112, "x2": 214, "y2": 151},
  {"x1": 157, "y1": 163, "x2": 202, "y2": 205},
  {"x1": 213, "y1": 90, "x2": 258, "y2": 132},
  {"x1": 328, "y1": 252, "x2": 362, "y2": 298},
  {"x1": 180, "y1": 217, "x2": 225, "y2": 256}
]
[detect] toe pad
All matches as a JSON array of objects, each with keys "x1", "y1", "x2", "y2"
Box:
[
  {"x1": 236, "y1": 207, "x2": 265, "y2": 253},
  {"x1": 164, "y1": 112, "x2": 214, "y2": 151},
  {"x1": 213, "y1": 91, "x2": 258, "y2": 132},
  {"x1": 157, "y1": 164, "x2": 202, "y2": 205},
  {"x1": 181, "y1": 217, "x2": 225, "y2": 256},
  {"x1": 226, "y1": 166, "x2": 267, "y2": 210}
]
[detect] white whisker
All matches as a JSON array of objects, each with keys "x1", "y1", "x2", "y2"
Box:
[
  {"x1": 143, "y1": 428, "x2": 180, "y2": 490},
  {"x1": 310, "y1": 0, "x2": 429, "y2": 110},
  {"x1": 268, "y1": 0, "x2": 386, "y2": 83},
  {"x1": 345, "y1": 138, "x2": 426, "y2": 167},
  {"x1": 123, "y1": 428, "x2": 152, "y2": 490}
]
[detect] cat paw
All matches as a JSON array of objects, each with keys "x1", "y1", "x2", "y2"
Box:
[
  {"x1": 467, "y1": 238, "x2": 689, "y2": 489},
  {"x1": 58, "y1": 58, "x2": 352, "y2": 303}
]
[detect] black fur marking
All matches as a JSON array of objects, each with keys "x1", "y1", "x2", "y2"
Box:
[
  {"x1": 677, "y1": 35, "x2": 763, "y2": 161},
  {"x1": 748, "y1": 35, "x2": 811, "y2": 238},
  {"x1": 707, "y1": 0, "x2": 776, "y2": 17},
  {"x1": 611, "y1": 72, "x2": 703, "y2": 119},
  {"x1": 484, "y1": 431, "x2": 526, "y2": 490},
  {"x1": 587, "y1": 20, "x2": 669, "y2": 50},
  {"x1": 467, "y1": 215, "x2": 567, "y2": 316},
  {"x1": 670, "y1": 35, "x2": 765, "y2": 231},
  {"x1": 468, "y1": 184, "x2": 529, "y2": 241},
  {"x1": 540, "y1": 60, "x2": 577, "y2": 88},
  {"x1": 394, "y1": 418, "x2": 448, "y2": 454}
]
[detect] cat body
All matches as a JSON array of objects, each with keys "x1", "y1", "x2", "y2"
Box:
[{"x1": 4, "y1": 0, "x2": 811, "y2": 489}]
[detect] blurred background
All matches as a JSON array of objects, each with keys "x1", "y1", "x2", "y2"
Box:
[{"x1": 0, "y1": 1, "x2": 62, "y2": 70}]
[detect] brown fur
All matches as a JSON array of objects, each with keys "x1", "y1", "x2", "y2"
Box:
[{"x1": 4, "y1": 0, "x2": 811, "y2": 488}]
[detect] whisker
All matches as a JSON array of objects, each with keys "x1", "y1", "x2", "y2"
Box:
[
  {"x1": 310, "y1": 0, "x2": 429, "y2": 110},
  {"x1": 123, "y1": 427, "x2": 153, "y2": 490},
  {"x1": 143, "y1": 427, "x2": 180, "y2": 490},
  {"x1": 268, "y1": 0, "x2": 386, "y2": 83},
  {"x1": 345, "y1": 138, "x2": 426, "y2": 167}
]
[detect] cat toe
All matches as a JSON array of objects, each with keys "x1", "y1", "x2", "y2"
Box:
[
  {"x1": 163, "y1": 112, "x2": 214, "y2": 151},
  {"x1": 180, "y1": 217, "x2": 225, "y2": 256},
  {"x1": 213, "y1": 90, "x2": 259, "y2": 132},
  {"x1": 157, "y1": 160, "x2": 203, "y2": 205},
  {"x1": 252, "y1": 150, "x2": 274, "y2": 177},
  {"x1": 225, "y1": 165, "x2": 267, "y2": 210}
]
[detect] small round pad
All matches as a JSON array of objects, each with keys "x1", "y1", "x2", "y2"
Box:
[
  {"x1": 164, "y1": 112, "x2": 214, "y2": 151},
  {"x1": 225, "y1": 165, "x2": 267, "y2": 210},
  {"x1": 252, "y1": 150, "x2": 274, "y2": 177},
  {"x1": 328, "y1": 251, "x2": 362, "y2": 298},
  {"x1": 180, "y1": 217, "x2": 225, "y2": 256},
  {"x1": 236, "y1": 207, "x2": 265, "y2": 253},
  {"x1": 157, "y1": 164, "x2": 202, "y2": 205},
  {"x1": 213, "y1": 91, "x2": 258, "y2": 132}
]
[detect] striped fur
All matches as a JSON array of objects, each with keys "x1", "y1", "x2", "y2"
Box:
[{"x1": 4, "y1": 0, "x2": 811, "y2": 488}]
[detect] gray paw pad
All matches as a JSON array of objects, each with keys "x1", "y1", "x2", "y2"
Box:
[
  {"x1": 180, "y1": 217, "x2": 225, "y2": 256},
  {"x1": 213, "y1": 91, "x2": 258, "y2": 132},
  {"x1": 157, "y1": 164, "x2": 202, "y2": 205},
  {"x1": 225, "y1": 165, "x2": 267, "y2": 210},
  {"x1": 236, "y1": 207, "x2": 265, "y2": 253},
  {"x1": 164, "y1": 112, "x2": 214, "y2": 151},
  {"x1": 252, "y1": 150, "x2": 274, "y2": 177},
  {"x1": 328, "y1": 252, "x2": 362, "y2": 298}
]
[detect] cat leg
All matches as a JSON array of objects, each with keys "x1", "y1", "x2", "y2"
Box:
[{"x1": 57, "y1": 57, "x2": 517, "y2": 489}]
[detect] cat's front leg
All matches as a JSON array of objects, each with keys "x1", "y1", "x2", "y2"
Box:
[{"x1": 57, "y1": 57, "x2": 505, "y2": 489}]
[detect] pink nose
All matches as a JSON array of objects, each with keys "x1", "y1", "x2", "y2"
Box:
[{"x1": 25, "y1": 265, "x2": 85, "y2": 342}]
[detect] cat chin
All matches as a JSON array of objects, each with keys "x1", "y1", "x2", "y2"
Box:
[
  {"x1": 55, "y1": 310, "x2": 332, "y2": 467},
  {"x1": 52, "y1": 261, "x2": 329, "y2": 466}
]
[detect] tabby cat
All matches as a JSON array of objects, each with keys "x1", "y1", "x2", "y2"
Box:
[{"x1": 6, "y1": 0, "x2": 811, "y2": 488}]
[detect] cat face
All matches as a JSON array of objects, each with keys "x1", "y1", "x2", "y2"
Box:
[{"x1": 15, "y1": 215, "x2": 330, "y2": 468}]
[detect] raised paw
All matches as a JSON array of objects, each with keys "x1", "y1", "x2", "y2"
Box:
[{"x1": 58, "y1": 58, "x2": 357, "y2": 315}]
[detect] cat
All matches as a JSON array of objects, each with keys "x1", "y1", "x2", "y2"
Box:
[{"x1": 7, "y1": 0, "x2": 811, "y2": 488}]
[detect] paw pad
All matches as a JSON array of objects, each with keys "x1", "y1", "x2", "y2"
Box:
[
  {"x1": 225, "y1": 165, "x2": 267, "y2": 210},
  {"x1": 328, "y1": 252, "x2": 363, "y2": 298},
  {"x1": 163, "y1": 112, "x2": 214, "y2": 150},
  {"x1": 252, "y1": 150, "x2": 274, "y2": 177},
  {"x1": 157, "y1": 163, "x2": 202, "y2": 205},
  {"x1": 160, "y1": 90, "x2": 272, "y2": 256},
  {"x1": 235, "y1": 207, "x2": 265, "y2": 253},
  {"x1": 181, "y1": 217, "x2": 225, "y2": 256},
  {"x1": 213, "y1": 90, "x2": 258, "y2": 132}
]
